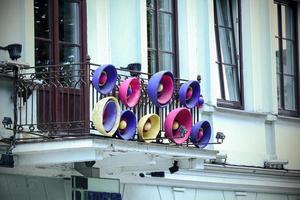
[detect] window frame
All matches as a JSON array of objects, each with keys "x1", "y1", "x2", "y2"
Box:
[
  {"x1": 34, "y1": 0, "x2": 88, "y2": 132},
  {"x1": 34, "y1": 0, "x2": 87, "y2": 67},
  {"x1": 213, "y1": 0, "x2": 244, "y2": 109},
  {"x1": 274, "y1": 0, "x2": 300, "y2": 117},
  {"x1": 146, "y1": 0, "x2": 180, "y2": 77}
]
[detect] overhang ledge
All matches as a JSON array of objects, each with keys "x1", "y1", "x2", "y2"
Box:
[{"x1": 12, "y1": 137, "x2": 218, "y2": 166}]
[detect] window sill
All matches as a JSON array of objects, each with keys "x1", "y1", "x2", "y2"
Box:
[
  {"x1": 278, "y1": 109, "x2": 300, "y2": 121},
  {"x1": 278, "y1": 109, "x2": 300, "y2": 118},
  {"x1": 214, "y1": 105, "x2": 269, "y2": 118},
  {"x1": 216, "y1": 99, "x2": 243, "y2": 110},
  {"x1": 277, "y1": 114, "x2": 300, "y2": 122}
]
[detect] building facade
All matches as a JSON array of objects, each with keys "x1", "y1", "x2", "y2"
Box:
[{"x1": 0, "y1": 0, "x2": 300, "y2": 200}]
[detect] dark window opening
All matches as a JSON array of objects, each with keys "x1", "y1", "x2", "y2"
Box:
[
  {"x1": 147, "y1": 0, "x2": 179, "y2": 77},
  {"x1": 274, "y1": 0, "x2": 299, "y2": 117},
  {"x1": 214, "y1": 0, "x2": 243, "y2": 109}
]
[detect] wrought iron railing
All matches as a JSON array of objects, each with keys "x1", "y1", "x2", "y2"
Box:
[{"x1": 2, "y1": 61, "x2": 202, "y2": 146}]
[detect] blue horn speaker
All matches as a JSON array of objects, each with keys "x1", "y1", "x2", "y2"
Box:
[
  {"x1": 179, "y1": 80, "x2": 200, "y2": 109},
  {"x1": 116, "y1": 110, "x2": 137, "y2": 140},
  {"x1": 92, "y1": 64, "x2": 117, "y2": 94},
  {"x1": 147, "y1": 71, "x2": 174, "y2": 107},
  {"x1": 190, "y1": 120, "x2": 211, "y2": 149},
  {"x1": 197, "y1": 95, "x2": 205, "y2": 108}
]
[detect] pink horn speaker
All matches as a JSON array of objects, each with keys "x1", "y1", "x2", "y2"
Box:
[
  {"x1": 119, "y1": 77, "x2": 141, "y2": 107},
  {"x1": 164, "y1": 108, "x2": 192, "y2": 144}
]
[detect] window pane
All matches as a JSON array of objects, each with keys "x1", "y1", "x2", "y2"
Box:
[
  {"x1": 35, "y1": 40, "x2": 51, "y2": 80},
  {"x1": 59, "y1": 0, "x2": 80, "y2": 44},
  {"x1": 158, "y1": 13, "x2": 173, "y2": 52},
  {"x1": 284, "y1": 76, "x2": 296, "y2": 111},
  {"x1": 147, "y1": 0, "x2": 155, "y2": 8},
  {"x1": 59, "y1": 45, "x2": 80, "y2": 88},
  {"x1": 216, "y1": 0, "x2": 232, "y2": 28},
  {"x1": 223, "y1": 65, "x2": 239, "y2": 101},
  {"x1": 282, "y1": 39, "x2": 295, "y2": 75},
  {"x1": 34, "y1": 0, "x2": 51, "y2": 38},
  {"x1": 219, "y1": 27, "x2": 236, "y2": 65},
  {"x1": 273, "y1": 4, "x2": 279, "y2": 37},
  {"x1": 59, "y1": 45, "x2": 80, "y2": 64},
  {"x1": 35, "y1": 40, "x2": 52, "y2": 66},
  {"x1": 159, "y1": 52, "x2": 173, "y2": 72},
  {"x1": 147, "y1": 10, "x2": 156, "y2": 48},
  {"x1": 158, "y1": 0, "x2": 172, "y2": 12},
  {"x1": 148, "y1": 51, "x2": 157, "y2": 74},
  {"x1": 277, "y1": 75, "x2": 282, "y2": 109},
  {"x1": 281, "y1": 5, "x2": 294, "y2": 40},
  {"x1": 275, "y1": 38, "x2": 280, "y2": 72}
]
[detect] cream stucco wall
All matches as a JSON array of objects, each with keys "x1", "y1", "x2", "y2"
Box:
[{"x1": 0, "y1": 0, "x2": 34, "y2": 65}]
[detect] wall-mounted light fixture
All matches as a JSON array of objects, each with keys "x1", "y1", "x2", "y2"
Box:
[
  {"x1": 122, "y1": 63, "x2": 141, "y2": 77},
  {"x1": 216, "y1": 132, "x2": 225, "y2": 143},
  {"x1": 169, "y1": 160, "x2": 179, "y2": 174},
  {"x1": 2, "y1": 117, "x2": 12, "y2": 129},
  {"x1": 0, "y1": 153, "x2": 14, "y2": 168},
  {"x1": 0, "y1": 44, "x2": 22, "y2": 60}
]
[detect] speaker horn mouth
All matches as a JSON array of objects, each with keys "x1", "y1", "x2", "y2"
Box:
[
  {"x1": 102, "y1": 101, "x2": 118, "y2": 132},
  {"x1": 147, "y1": 71, "x2": 174, "y2": 107},
  {"x1": 179, "y1": 80, "x2": 200, "y2": 109},
  {"x1": 137, "y1": 114, "x2": 160, "y2": 143},
  {"x1": 190, "y1": 120, "x2": 211, "y2": 149},
  {"x1": 116, "y1": 110, "x2": 137, "y2": 140},
  {"x1": 164, "y1": 108, "x2": 192, "y2": 144},
  {"x1": 119, "y1": 77, "x2": 141, "y2": 107},
  {"x1": 92, "y1": 96, "x2": 121, "y2": 136},
  {"x1": 92, "y1": 64, "x2": 117, "y2": 94}
]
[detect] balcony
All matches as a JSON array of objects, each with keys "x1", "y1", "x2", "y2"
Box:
[{"x1": 0, "y1": 61, "x2": 218, "y2": 171}]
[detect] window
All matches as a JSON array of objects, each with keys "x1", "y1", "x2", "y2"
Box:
[
  {"x1": 274, "y1": 0, "x2": 299, "y2": 117},
  {"x1": 34, "y1": 0, "x2": 86, "y2": 69},
  {"x1": 214, "y1": 0, "x2": 243, "y2": 109},
  {"x1": 147, "y1": 0, "x2": 179, "y2": 76},
  {"x1": 34, "y1": 0, "x2": 88, "y2": 131}
]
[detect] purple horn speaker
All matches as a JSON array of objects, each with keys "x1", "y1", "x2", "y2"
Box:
[
  {"x1": 92, "y1": 64, "x2": 117, "y2": 94},
  {"x1": 179, "y1": 80, "x2": 200, "y2": 109},
  {"x1": 164, "y1": 108, "x2": 192, "y2": 144},
  {"x1": 147, "y1": 71, "x2": 174, "y2": 107},
  {"x1": 190, "y1": 120, "x2": 211, "y2": 149},
  {"x1": 116, "y1": 110, "x2": 137, "y2": 140},
  {"x1": 119, "y1": 77, "x2": 141, "y2": 107},
  {"x1": 197, "y1": 95, "x2": 205, "y2": 108}
]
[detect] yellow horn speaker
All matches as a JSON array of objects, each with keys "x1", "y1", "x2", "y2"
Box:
[
  {"x1": 92, "y1": 96, "x2": 121, "y2": 137},
  {"x1": 137, "y1": 114, "x2": 160, "y2": 143}
]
